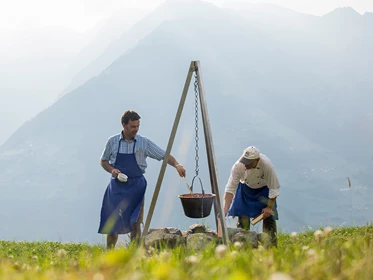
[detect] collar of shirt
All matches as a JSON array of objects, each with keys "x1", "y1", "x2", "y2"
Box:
[
  {"x1": 255, "y1": 159, "x2": 262, "y2": 170},
  {"x1": 120, "y1": 131, "x2": 138, "y2": 143}
]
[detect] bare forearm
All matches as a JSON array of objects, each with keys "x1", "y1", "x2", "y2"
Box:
[
  {"x1": 167, "y1": 155, "x2": 186, "y2": 177},
  {"x1": 167, "y1": 155, "x2": 179, "y2": 167},
  {"x1": 267, "y1": 197, "x2": 277, "y2": 209},
  {"x1": 223, "y1": 192, "x2": 234, "y2": 216},
  {"x1": 100, "y1": 160, "x2": 115, "y2": 174},
  {"x1": 101, "y1": 160, "x2": 121, "y2": 178}
]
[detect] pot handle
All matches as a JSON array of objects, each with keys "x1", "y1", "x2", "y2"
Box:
[{"x1": 191, "y1": 176, "x2": 205, "y2": 196}]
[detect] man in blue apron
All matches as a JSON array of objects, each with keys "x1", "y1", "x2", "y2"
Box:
[
  {"x1": 223, "y1": 146, "x2": 280, "y2": 247},
  {"x1": 98, "y1": 110, "x2": 186, "y2": 249}
]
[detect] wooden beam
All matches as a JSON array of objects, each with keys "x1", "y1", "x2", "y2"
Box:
[
  {"x1": 141, "y1": 62, "x2": 195, "y2": 241},
  {"x1": 194, "y1": 61, "x2": 229, "y2": 246}
]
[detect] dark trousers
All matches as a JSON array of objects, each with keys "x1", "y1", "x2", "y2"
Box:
[
  {"x1": 237, "y1": 216, "x2": 277, "y2": 247},
  {"x1": 130, "y1": 202, "x2": 144, "y2": 243}
]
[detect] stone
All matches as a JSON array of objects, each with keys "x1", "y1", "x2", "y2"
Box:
[
  {"x1": 189, "y1": 224, "x2": 207, "y2": 233},
  {"x1": 231, "y1": 230, "x2": 259, "y2": 248},
  {"x1": 187, "y1": 233, "x2": 217, "y2": 251},
  {"x1": 144, "y1": 229, "x2": 186, "y2": 249},
  {"x1": 166, "y1": 227, "x2": 182, "y2": 236},
  {"x1": 205, "y1": 229, "x2": 218, "y2": 238},
  {"x1": 144, "y1": 226, "x2": 261, "y2": 251},
  {"x1": 148, "y1": 228, "x2": 169, "y2": 234},
  {"x1": 182, "y1": 230, "x2": 193, "y2": 238},
  {"x1": 227, "y1": 228, "x2": 246, "y2": 238}
]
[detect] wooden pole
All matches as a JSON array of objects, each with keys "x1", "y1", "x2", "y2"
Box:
[
  {"x1": 141, "y1": 62, "x2": 195, "y2": 241},
  {"x1": 194, "y1": 61, "x2": 229, "y2": 245}
]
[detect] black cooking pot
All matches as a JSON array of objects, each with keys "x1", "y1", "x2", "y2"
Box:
[{"x1": 179, "y1": 176, "x2": 216, "y2": 218}]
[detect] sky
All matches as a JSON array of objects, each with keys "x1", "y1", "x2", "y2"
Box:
[{"x1": 1, "y1": 0, "x2": 373, "y2": 33}]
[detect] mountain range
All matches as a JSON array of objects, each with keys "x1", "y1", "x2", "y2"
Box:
[{"x1": 0, "y1": 0, "x2": 372, "y2": 243}]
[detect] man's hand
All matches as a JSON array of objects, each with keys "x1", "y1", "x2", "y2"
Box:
[
  {"x1": 222, "y1": 209, "x2": 234, "y2": 219},
  {"x1": 261, "y1": 206, "x2": 274, "y2": 219},
  {"x1": 176, "y1": 165, "x2": 186, "y2": 177},
  {"x1": 217, "y1": 211, "x2": 232, "y2": 219},
  {"x1": 111, "y1": 168, "x2": 121, "y2": 178},
  {"x1": 167, "y1": 155, "x2": 186, "y2": 177}
]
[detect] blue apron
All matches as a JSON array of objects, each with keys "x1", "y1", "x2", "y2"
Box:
[
  {"x1": 228, "y1": 182, "x2": 278, "y2": 220},
  {"x1": 98, "y1": 139, "x2": 147, "y2": 234}
]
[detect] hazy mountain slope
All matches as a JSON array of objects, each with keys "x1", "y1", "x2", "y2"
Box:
[
  {"x1": 0, "y1": 3, "x2": 371, "y2": 242},
  {"x1": 61, "y1": 0, "x2": 224, "y2": 99},
  {"x1": 60, "y1": 7, "x2": 153, "y2": 96},
  {"x1": 0, "y1": 27, "x2": 91, "y2": 145}
]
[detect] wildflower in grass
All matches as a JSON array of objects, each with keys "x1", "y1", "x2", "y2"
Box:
[
  {"x1": 136, "y1": 247, "x2": 147, "y2": 261},
  {"x1": 314, "y1": 230, "x2": 323, "y2": 241},
  {"x1": 230, "y1": 251, "x2": 239, "y2": 258},
  {"x1": 215, "y1": 244, "x2": 228, "y2": 258},
  {"x1": 131, "y1": 272, "x2": 144, "y2": 280},
  {"x1": 22, "y1": 263, "x2": 31, "y2": 270},
  {"x1": 147, "y1": 246, "x2": 155, "y2": 255},
  {"x1": 258, "y1": 245, "x2": 265, "y2": 252},
  {"x1": 233, "y1": 241, "x2": 244, "y2": 249},
  {"x1": 13, "y1": 262, "x2": 20, "y2": 270},
  {"x1": 324, "y1": 227, "x2": 333, "y2": 236},
  {"x1": 32, "y1": 255, "x2": 38, "y2": 261},
  {"x1": 269, "y1": 272, "x2": 294, "y2": 280},
  {"x1": 302, "y1": 246, "x2": 309, "y2": 251},
  {"x1": 57, "y1": 248, "x2": 67, "y2": 258},
  {"x1": 8, "y1": 254, "x2": 14, "y2": 259},
  {"x1": 69, "y1": 260, "x2": 78, "y2": 268},
  {"x1": 158, "y1": 251, "x2": 172, "y2": 262},
  {"x1": 290, "y1": 232, "x2": 297, "y2": 239},
  {"x1": 306, "y1": 249, "x2": 317, "y2": 261},
  {"x1": 93, "y1": 273, "x2": 105, "y2": 280},
  {"x1": 184, "y1": 255, "x2": 198, "y2": 264}
]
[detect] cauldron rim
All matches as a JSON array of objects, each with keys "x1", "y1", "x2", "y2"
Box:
[{"x1": 178, "y1": 193, "x2": 216, "y2": 199}]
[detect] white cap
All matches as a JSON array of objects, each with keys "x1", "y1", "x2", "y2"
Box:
[{"x1": 239, "y1": 146, "x2": 260, "y2": 165}]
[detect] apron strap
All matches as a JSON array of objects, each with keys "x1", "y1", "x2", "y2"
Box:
[
  {"x1": 132, "y1": 139, "x2": 136, "y2": 154},
  {"x1": 114, "y1": 133, "x2": 137, "y2": 168}
]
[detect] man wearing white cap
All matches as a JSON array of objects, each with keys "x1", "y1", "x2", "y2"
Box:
[{"x1": 223, "y1": 146, "x2": 280, "y2": 246}]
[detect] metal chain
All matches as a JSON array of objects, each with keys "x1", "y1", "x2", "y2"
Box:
[
  {"x1": 194, "y1": 69, "x2": 204, "y2": 218},
  {"x1": 194, "y1": 74, "x2": 200, "y2": 177}
]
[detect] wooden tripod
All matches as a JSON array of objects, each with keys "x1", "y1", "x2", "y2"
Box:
[{"x1": 141, "y1": 61, "x2": 229, "y2": 245}]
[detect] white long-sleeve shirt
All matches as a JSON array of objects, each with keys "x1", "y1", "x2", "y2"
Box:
[{"x1": 225, "y1": 153, "x2": 280, "y2": 199}]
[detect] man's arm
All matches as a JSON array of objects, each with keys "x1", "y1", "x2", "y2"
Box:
[
  {"x1": 223, "y1": 192, "x2": 234, "y2": 217},
  {"x1": 100, "y1": 160, "x2": 121, "y2": 178},
  {"x1": 144, "y1": 138, "x2": 186, "y2": 177},
  {"x1": 222, "y1": 162, "x2": 243, "y2": 217},
  {"x1": 261, "y1": 157, "x2": 280, "y2": 219},
  {"x1": 167, "y1": 154, "x2": 186, "y2": 177},
  {"x1": 267, "y1": 197, "x2": 276, "y2": 208},
  {"x1": 262, "y1": 197, "x2": 277, "y2": 219},
  {"x1": 100, "y1": 137, "x2": 121, "y2": 177}
]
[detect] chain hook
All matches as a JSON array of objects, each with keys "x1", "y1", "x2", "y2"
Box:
[{"x1": 193, "y1": 73, "x2": 200, "y2": 177}]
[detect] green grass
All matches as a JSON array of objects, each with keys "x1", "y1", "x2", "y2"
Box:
[{"x1": 1, "y1": 225, "x2": 373, "y2": 279}]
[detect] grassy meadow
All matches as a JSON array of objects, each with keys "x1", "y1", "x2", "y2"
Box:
[{"x1": 1, "y1": 225, "x2": 373, "y2": 280}]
